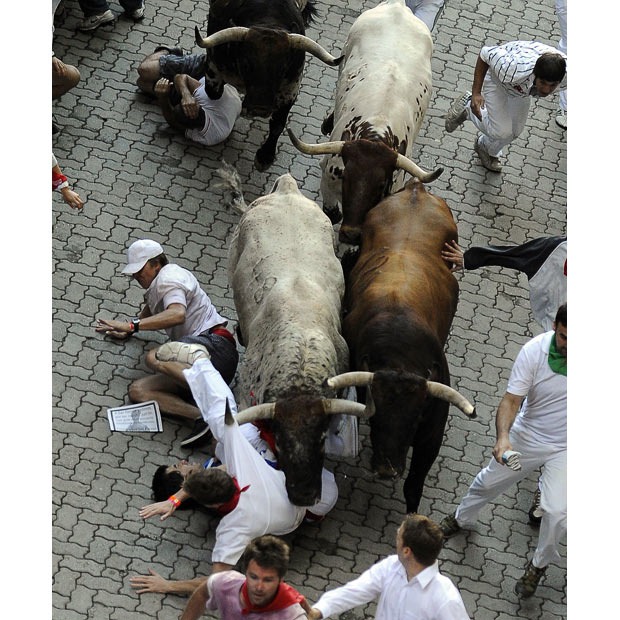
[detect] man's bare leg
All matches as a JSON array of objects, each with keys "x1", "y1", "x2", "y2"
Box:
[
  {"x1": 128, "y1": 350, "x2": 201, "y2": 420},
  {"x1": 137, "y1": 51, "x2": 167, "y2": 95}
]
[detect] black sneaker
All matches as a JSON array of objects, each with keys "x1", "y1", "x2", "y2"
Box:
[
  {"x1": 515, "y1": 562, "x2": 547, "y2": 598},
  {"x1": 181, "y1": 418, "x2": 212, "y2": 448},
  {"x1": 439, "y1": 513, "x2": 462, "y2": 539}
]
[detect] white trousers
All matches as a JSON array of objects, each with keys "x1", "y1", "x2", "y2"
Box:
[
  {"x1": 556, "y1": 0, "x2": 567, "y2": 112},
  {"x1": 466, "y1": 75, "x2": 530, "y2": 157},
  {"x1": 405, "y1": 0, "x2": 445, "y2": 31},
  {"x1": 455, "y1": 427, "x2": 566, "y2": 568}
]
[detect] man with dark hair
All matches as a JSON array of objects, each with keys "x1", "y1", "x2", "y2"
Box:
[
  {"x1": 306, "y1": 514, "x2": 469, "y2": 619},
  {"x1": 179, "y1": 535, "x2": 309, "y2": 620},
  {"x1": 444, "y1": 40, "x2": 567, "y2": 172},
  {"x1": 95, "y1": 239, "x2": 239, "y2": 446},
  {"x1": 440, "y1": 303, "x2": 567, "y2": 599}
]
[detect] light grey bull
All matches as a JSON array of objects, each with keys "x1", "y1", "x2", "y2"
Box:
[{"x1": 219, "y1": 164, "x2": 368, "y2": 506}]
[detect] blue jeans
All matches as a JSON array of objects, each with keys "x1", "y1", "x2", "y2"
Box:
[{"x1": 78, "y1": 0, "x2": 142, "y2": 16}]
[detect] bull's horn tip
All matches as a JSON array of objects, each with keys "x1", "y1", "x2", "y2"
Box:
[{"x1": 467, "y1": 407, "x2": 477, "y2": 418}]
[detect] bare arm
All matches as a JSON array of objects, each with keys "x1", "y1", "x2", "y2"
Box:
[
  {"x1": 129, "y1": 569, "x2": 208, "y2": 596},
  {"x1": 173, "y1": 73, "x2": 202, "y2": 120},
  {"x1": 52, "y1": 162, "x2": 84, "y2": 210},
  {"x1": 95, "y1": 303, "x2": 186, "y2": 339},
  {"x1": 180, "y1": 580, "x2": 211, "y2": 620},
  {"x1": 139, "y1": 487, "x2": 191, "y2": 521},
  {"x1": 492, "y1": 392, "x2": 525, "y2": 463},
  {"x1": 470, "y1": 54, "x2": 490, "y2": 120}
]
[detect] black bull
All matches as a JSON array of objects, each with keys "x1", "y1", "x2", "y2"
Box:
[
  {"x1": 196, "y1": 0, "x2": 341, "y2": 170},
  {"x1": 334, "y1": 180, "x2": 476, "y2": 513}
]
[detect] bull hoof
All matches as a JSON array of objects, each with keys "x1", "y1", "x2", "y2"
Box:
[
  {"x1": 254, "y1": 148, "x2": 275, "y2": 172},
  {"x1": 323, "y1": 205, "x2": 342, "y2": 225}
]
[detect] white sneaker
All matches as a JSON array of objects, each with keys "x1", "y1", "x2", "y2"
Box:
[
  {"x1": 77, "y1": 10, "x2": 115, "y2": 32},
  {"x1": 474, "y1": 137, "x2": 502, "y2": 172},
  {"x1": 155, "y1": 342, "x2": 210, "y2": 366},
  {"x1": 555, "y1": 110, "x2": 567, "y2": 130},
  {"x1": 445, "y1": 91, "x2": 471, "y2": 133}
]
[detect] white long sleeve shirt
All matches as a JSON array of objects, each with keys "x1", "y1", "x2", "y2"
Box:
[{"x1": 314, "y1": 556, "x2": 470, "y2": 620}]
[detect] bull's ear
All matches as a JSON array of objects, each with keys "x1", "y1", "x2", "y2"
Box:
[{"x1": 224, "y1": 399, "x2": 235, "y2": 426}]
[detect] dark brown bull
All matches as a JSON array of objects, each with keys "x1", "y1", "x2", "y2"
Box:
[
  {"x1": 196, "y1": 0, "x2": 341, "y2": 170},
  {"x1": 328, "y1": 179, "x2": 476, "y2": 513}
]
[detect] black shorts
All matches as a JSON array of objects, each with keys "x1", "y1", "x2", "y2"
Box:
[
  {"x1": 159, "y1": 52, "x2": 207, "y2": 82},
  {"x1": 179, "y1": 329, "x2": 239, "y2": 385}
]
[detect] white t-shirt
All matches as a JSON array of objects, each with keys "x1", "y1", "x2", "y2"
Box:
[
  {"x1": 314, "y1": 556, "x2": 470, "y2": 620},
  {"x1": 185, "y1": 80, "x2": 242, "y2": 146},
  {"x1": 184, "y1": 359, "x2": 306, "y2": 567},
  {"x1": 508, "y1": 331, "x2": 567, "y2": 448},
  {"x1": 528, "y1": 241, "x2": 567, "y2": 332},
  {"x1": 144, "y1": 263, "x2": 226, "y2": 341}
]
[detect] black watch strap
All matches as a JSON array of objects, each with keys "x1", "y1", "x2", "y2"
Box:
[{"x1": 131, "y1": 318, "x2": 140, "y2": 333}]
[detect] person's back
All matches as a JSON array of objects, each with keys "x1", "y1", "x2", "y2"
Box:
[{"x1": 145, "y1": 262, "x2": 227, "y2": 340}]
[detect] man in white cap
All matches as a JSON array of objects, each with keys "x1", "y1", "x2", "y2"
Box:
[{"x1": 95, "y1": 239, "x2": 238, "y2": 447}]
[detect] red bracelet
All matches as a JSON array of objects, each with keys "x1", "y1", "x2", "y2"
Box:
[{"x1": 168, "y1": 495, "x2": 181, "y2": 507}]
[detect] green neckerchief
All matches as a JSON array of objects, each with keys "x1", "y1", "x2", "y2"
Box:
[{"x1": 548, "y1": 333, "x2": 567, "y2": 376}]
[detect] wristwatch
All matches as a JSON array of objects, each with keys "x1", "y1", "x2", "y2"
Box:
[{"x1": 130, "y1": 318, "x2": 140, "y2": 333}]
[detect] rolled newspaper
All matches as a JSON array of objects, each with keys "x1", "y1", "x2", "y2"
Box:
[{"x1": 501, "y1": 450, "x2": 522, "y2": 471}]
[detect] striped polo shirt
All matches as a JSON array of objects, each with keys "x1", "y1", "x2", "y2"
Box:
[{"x1": 481, "y1": 40, "x2": 567, "y2": 97}]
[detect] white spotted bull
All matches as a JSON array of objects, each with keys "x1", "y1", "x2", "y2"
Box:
[{"x1": 288, "y1": 0, "x2": 443, "y2": 241}]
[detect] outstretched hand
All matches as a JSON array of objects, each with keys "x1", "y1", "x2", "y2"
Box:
[
  {"x1": 95, "y1": 318, "x2": 132, "y2": 340},
  {"x1": 139, "y1": 500, "x2": 177, "y2": 521},
  {"x1": 441, "y1": 240, "x2": 465, "y2": 272},
  {"x1": 130, "y1": 568, "x2": 170, "y2": 594}
]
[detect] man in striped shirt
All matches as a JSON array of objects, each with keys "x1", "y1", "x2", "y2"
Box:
[{"x1": 445, "y1": 41, "x2": 567, "y2": 172}]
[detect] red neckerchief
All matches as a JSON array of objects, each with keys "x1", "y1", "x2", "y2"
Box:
[
  {"x1": 240, "y1": 580, "x2": 305, "y2": 615},
  {"x1": 215, "y1": 477, "x2": 250, "y2": 516},
  {"x1": 254, "y1": 421, "x2": 278, "y2": 457}
]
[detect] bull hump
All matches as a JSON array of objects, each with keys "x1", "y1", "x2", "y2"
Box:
[{"x1": 341, "y1": 117, "x2": 406, "y2": 152}]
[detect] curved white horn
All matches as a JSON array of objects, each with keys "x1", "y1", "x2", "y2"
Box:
[
  {"x1": 326, "y1": 371, "x2": 374, "y2": 390},
  {"x1": 426, "y1": 381, "x2": 476, "y2": 417},
  {"x1": 395, "y1": 153, "x2": 444, "y2": 183},
  {"x1": 195, "y1": 26, "x2": 250, "y2": 48},
  {"x1": 322, "y1": 399, "x2": 372, "y2": 418},
  {"x1": 235, "y1": 402, "x2": 276, "y2": 424},
  {"x1": 288, "y1": 34, "x2": 342, "y2": 66},
  {"x1": 287, "y1": 128, "x2": 344, "y2": 156}
]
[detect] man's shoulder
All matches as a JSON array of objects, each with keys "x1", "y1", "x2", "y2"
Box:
[{"x1": 157, "y1": 263, "x2": 197, "y2": 284}]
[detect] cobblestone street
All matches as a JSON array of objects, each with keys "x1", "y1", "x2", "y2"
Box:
[{"x1": 51, "y1": 0, "x2": 567, "y2": 618}]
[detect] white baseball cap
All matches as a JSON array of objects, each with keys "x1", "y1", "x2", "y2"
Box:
[{"x1": 121, "y1": 239, "x2": 164, "y2": 275}]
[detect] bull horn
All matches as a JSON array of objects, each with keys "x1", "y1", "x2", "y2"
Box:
[
  {"x1": 395, "y1": 153, "x2": 444, "y2": 183},
  {"x1": 224, "y1": 398, "x2": 236, "y2": 426},
  {"x1": 326, "y1": 371, "x2": 374, "y2": 390},
  {"x1": 287, "y1": 128, "x2": 344, "y2": 156},
  {"x1": 426, "y1": 381, "x2": 476, "y2": 418},
  {"x1": 322, "y1": 399, "x2": 372, "y2": 418},
  {"x1": 195, "y1": 26, "x2": 250, "y2": 48},
  {"x1": 234, "y1": 402, "x2": 276, "y2": 425},
  {"x1": 288, "y1": 34, "x2": 342, "y2": 66}
]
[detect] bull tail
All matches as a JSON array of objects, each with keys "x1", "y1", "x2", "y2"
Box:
[
  {"x1": 214, "y1": 160, "x2": 248, "y2": 214},
  {"x1": 302, "y1": 0, "x2": 319, "y2": 27}
]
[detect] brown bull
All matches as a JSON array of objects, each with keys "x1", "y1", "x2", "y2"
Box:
[{"x1": 331, "y1": 178, "x2": 476, "y2": 513}]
